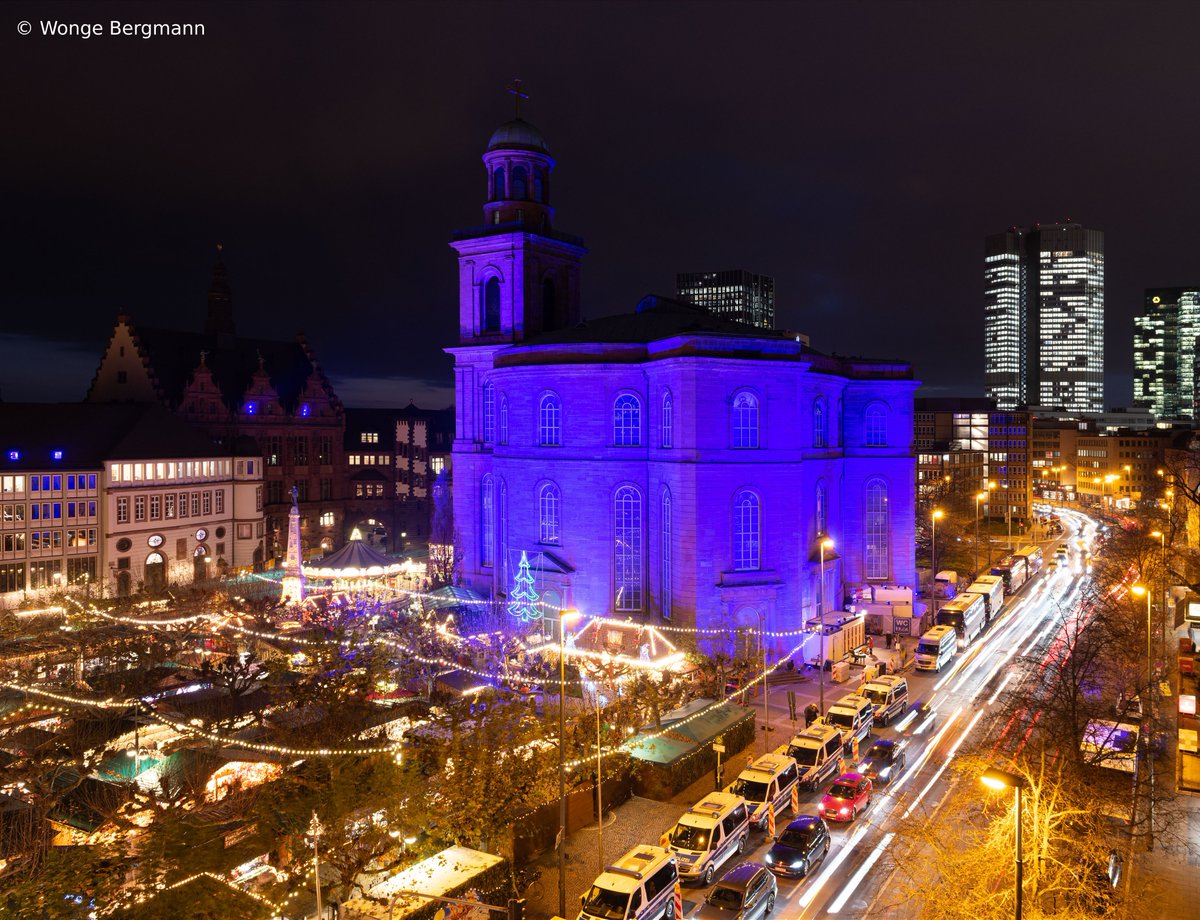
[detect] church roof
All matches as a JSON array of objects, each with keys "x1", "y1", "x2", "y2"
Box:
[
  {"x1": 303, "y1": 538, "x2": 400, "y2": 578},
  {"x1": 487, "y1": 118, "x2": 551, "y2": 154},
  {"x1": 126, "y1": 325, "x2": 320, "y2": 412},
  {"x1": 498, "y1": 295, "x2": 914, "y2": 379}
]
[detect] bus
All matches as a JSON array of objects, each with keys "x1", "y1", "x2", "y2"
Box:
[
  {"x1": 935, "y1": 592, "x2": 987, "y2": 649},
  {"x1": 1014, "y1": 545, "x2": 1044, "y2": 577},
  {"x1": 965, "y1": 577, "x2": 1005, "y2": 624},
  {"x1": 990, "y1": 556, "x2": 1029, "y2": 595}
]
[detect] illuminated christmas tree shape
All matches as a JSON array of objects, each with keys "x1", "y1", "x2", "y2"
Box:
[{"x1": 508, "y1": 550, "x2": 542, "y2": 622}]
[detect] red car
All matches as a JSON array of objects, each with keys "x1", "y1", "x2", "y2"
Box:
[{"x1": 817, "y1": 772, "x2": 873, "y2": 823}]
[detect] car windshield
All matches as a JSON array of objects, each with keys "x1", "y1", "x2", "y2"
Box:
[
  {"x1": 779, "y1": 826, "x2": 818, "y2": 847},
  {"x1": 828, "y1": 783, "x2": 856, "y2": 799},
  {"x1": 789, "y1": 744, "x2": 818, "y2": 766},
  {"x1": 730, "y1": 778, "x2": 770, "y2": 803},
  {"x1": 916, "y1": 641, "x2": 939, "y2": 656},
  {"x1": 581, "y1": 885, "x2": 629, "y2": 920},
  {"x1": 669, "y1": 823, "x2": 710, "y2": 851},
  {"x1": 706, "y1": 886, "x2": 744, "y2": 909},
  {"x1": 865, "y1": 743, "x2": 892, "y2": 762},
  {"x1": 827, "y1": 710, "x2": 854, "y2": 729},
  {"x1": 861, "y1": 687, "x2": 888, "y2": 706}
]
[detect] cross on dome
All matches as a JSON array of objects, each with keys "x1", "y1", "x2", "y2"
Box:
[{"x1": 506, "y1": 78, "x2": 528, "y2": 118}]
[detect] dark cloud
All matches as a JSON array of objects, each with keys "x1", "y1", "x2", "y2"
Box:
[{"x1": 4, "y1": 1, "x2": 1198, "y2": 406}]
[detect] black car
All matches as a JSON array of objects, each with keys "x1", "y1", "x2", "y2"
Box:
[
  {"x1": 859, "y1": 738, "x2": 906, "y2": 784},
  {"x1": 902, "y1": 698, "x2": 937, "y2": 736},
  {"x1": 763, "y1": 815, "x2": 831, "y2": 879}
]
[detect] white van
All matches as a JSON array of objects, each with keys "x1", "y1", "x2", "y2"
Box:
[
  {"x1": 915, "y1": 624, "x2": 957, "y2": 672},
  {"x1": 860, "y1": 674, "x2": 909, "y2": 726},
  {"x1": 728, "y1": 753, "x2": 799, "y2": 831},
  {"x1": 826, "y1": 693, "x2": 874, "y2": 748},
  {"x1": 578, "y1": 845, "x2": 679, "y2": 920},
  {"x1": 785, "y1": 721, "x2": 844, "y2": 790},
  {"x1": 667, "y1": 791, "x2": 750, "y2": 886}
]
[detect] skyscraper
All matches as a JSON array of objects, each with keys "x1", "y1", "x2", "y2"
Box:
[
  {"x1": 1134, "y1": 287, "x2": 1200, "y2": 421},
  {"x1": 984, "y1": 224, "x2": 1105, "y2": 413},
  {"x1": 676, "y1": 269, "x2": 775, "y2": 328}
]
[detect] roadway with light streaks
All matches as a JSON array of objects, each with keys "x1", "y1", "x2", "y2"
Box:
[{"x1": 674, "y1": 508, "x2": 1099, "y2": 920}]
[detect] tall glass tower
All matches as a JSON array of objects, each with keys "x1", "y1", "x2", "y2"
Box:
[
  {"x1": 676, "y1": 269, "x2": 775, "y2": 329},
  {"x1": 984, "y1": 224, "x2": 1104, "y2": 413},
  {"x1": 1134, "y1": 287, "x2": 1200, "y2": 420}
]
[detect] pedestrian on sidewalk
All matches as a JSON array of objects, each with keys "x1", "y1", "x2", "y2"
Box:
[{"x1": 804, "y1": 702, "x2": 819, "y2": 728}]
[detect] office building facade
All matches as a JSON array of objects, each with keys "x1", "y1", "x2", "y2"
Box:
[
  {"x1": 1134, "y1": 287, "x2": 1200, "y2": 421},
  {"x1": 984, "y1": 224, "x2": 1105, "y2": 413},
  {"x1": 676, "y1": 269, "x2": 775, "y2": 329}
]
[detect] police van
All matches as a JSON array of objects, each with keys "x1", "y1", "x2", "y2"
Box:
[
  {"x1": 578, "y1": 845, "x2": 679, "y2": 920},
  {"x1": 728, "y1": 752, "x2": 800, "y2": 831},
  {"x1": 667, "y1": 791, "x2": 750, "y2": 886},
  {"x1": 860, "y1": 674, "x2": 909, "y2": 726},
  {"x1": 826, "y1": 692, "x2": 874, "y2": 748},
  {"x1": 785, "y1": 721, "x2": 844, "y2": 790}
]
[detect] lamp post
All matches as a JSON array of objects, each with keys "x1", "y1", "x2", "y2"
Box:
[
  {"x1": 592, "y1": 683, "x2": 604, "y2": 873},
  {"x1": 818, "y1": 538, "x2": 834, "y2": 716},
  {"x1": 975, "y1": 492, "x2": 987, "y2": 579},
  {"x1": 1131, "y1": 584, "x2": 1154, "y2": 850},
  {"x1": 308, "y1": 811, "x2": 325, "y2": 919},
  {"x1": 981, "y1": 766, "x2": 1028, "y2": 920},
  {"x1": 931, "y1": 509, "x2": 944, "y2": 617},
  {"x1": 557, "y1": 608, "x2": 582, "y2": 918}
]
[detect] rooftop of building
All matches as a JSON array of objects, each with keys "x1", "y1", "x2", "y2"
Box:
[
  {"x1": 0, "y1": 403, "x2": 242, "y2": 470},
  {"x1": 487, "y1": 118, "x2": 551, "y2": 155},
  {"x1": 496, "y1": 295, "x2": 913, "y2": 379}
]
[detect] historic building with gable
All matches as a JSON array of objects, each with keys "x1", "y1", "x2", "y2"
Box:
[{"x1": 448, "y1": 112, "x2": 919, "y2": 644}]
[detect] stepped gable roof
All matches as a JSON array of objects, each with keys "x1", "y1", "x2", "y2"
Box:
[
  {"x1": 130, "y1": 325, "x2": 319, "y2": 412},
  {"x1": 0, "y1": 403, "x2": 234, "y2": 469}
]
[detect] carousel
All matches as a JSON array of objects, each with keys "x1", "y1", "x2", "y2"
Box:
[{"x1": 301, "y1": 528, "x2": 411, "y2": 594}]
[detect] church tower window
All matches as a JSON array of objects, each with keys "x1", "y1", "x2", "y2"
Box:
[{"x1": 482, "y1": 277, "x2": 501, "y2": 333}]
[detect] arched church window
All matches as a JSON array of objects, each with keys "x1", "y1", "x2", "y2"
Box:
[
  {"x1": 865, "y1": 402, "x2": 889, "y2": 447},
  {"x1": 493, "y1": 167, "x2": 505, "y2": 200},
  {"x1": 482, "y1": 382, "x2": 495, "y2": 443},
  {"x1": 614, "y1": 486, "x2": 643, "y2": 612},
  {"x1": 512, "y1": 166, "x2": 528, "y2": 199},
  {"x1": 732, "y1": 390, "x2": 759, "y2": 449},
  {"x1": 482, "y1": 277, "x2": 501, "y2": 333},
  {"x1": 864, "y1": 477, "x2": 889, "y2": 579},
  {"x1": 614, "y1": 394, "x2": 642, "y2": 447},
  {"x1": 499, "y1": 396, "x2": 509, "y2": 445},
  {"x1": 539, "y1": 393, "x2": 562, "y2": 446},
  {"x1": 813, "y1": 398, "x2": 827, "y2": 448},
  {"x1": 539, "y1": 482, "x2": 561, "y2": 544},
  {"x1": 481, "y1": 474, "x2": 495, "y2": 567},
  {"x1": 733, "y1": 489, "x2": 761, "y2": 571}
]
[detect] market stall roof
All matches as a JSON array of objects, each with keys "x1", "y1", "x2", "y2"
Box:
[
  {"x1": 427, "y1": 585, "x2": 487, "y2": 609},
  {"x1": 303, "y1": 537, "x2": 402, "y2": 578},
  {"x1": 625, "y1": 699, "x2": 753, "y2": 766}
]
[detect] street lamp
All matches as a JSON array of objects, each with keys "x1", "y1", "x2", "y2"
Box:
[
  {"x1": 931, "y1": 509, "x2": 944, "y2": 616},
  {"x1": 308, "y1": 811, "x2": 326, "y2": 919},
  {"x1": 1131, "y1": 584, "x2": 1155, "y2": 851},
  {"x1": 975, "y1": 492, "x2": 988, "y2": 579},
  {"x1": 981, "y1": 766, "x2": 1028, "y2": 920},
  {"x1": 758, "y1": 610, "x2": 770, "y2": 754},
  {"x1": 818, "y1": 538, "x2": 834, "y2": 716},
  {"x1": 557, "y1": 607, "x2": 582, "y2": 918}
]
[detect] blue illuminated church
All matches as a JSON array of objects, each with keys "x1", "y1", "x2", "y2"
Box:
[{"x1": 448, "y1": 108, "x2": 917, "y2": 646}]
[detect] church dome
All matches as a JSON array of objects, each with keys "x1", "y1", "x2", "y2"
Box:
[{"x1": 487, "y1": 119, "x2": 551, "y2": 155}]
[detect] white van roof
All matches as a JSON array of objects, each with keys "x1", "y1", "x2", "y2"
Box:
[
  {"x1": 830, "y1": 693, "x2": 871, "y2": 710},
  {"x1": 863, "y1": 673, "x2": 906, "y2": 691},
  {"x1": 739, "y1": 753, "x2": 793, "y2": 782},
  {"x1": 789, "y1": 722, "x2": 841, "y2": 746},
  {"x1": 593, "y1": 846, "x2": 672, "y2": 893},
  {"x1": 921, "y1": 624, "x2": 956, "y2": 640},
  {"x1": 685, "y1": 791, "x2": 742, "y2": 824}
]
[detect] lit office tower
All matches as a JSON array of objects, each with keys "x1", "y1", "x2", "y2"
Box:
[
  {"x1": 1134, "y1": 287, "x2": 1200, "y2": 421},
  {"x1": 676, "y1": 269, "x2": 775, "y2": 328},
  {"x1": 984, "y1": 224, "x2": 1104, "y2": 413}
]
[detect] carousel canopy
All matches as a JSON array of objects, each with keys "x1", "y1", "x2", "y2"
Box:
[{"x1": 303, "y1": 538, "x2": 403, "y2": 579}]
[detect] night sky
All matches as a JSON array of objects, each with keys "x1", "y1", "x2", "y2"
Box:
[{"x1": 4, "y1": 1, "x2": 1198, "y2": 409}]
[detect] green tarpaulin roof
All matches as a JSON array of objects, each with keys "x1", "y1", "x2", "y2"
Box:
[{"x1": 624, "y1": 700, "x2": 753, "y2": 766}]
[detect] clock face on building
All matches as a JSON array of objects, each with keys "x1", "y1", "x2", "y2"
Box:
[
  {"x1": 147, "y1": 534, "x2": 164, "y2": 548},
  {"x1": 195, "y1": 528, "x2": 208, "y2": 541}
]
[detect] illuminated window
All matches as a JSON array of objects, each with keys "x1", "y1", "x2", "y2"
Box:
[
  {"x1": 661, "y1": 391, "x2": 673, "y2": 448},
  {"x1": 319, "y1": 511, "x2": 334, "y2": 527},
  {"x1": 864, "y1": 478, "x2": 889, "y2": 579},
  {"x1": 733, "y1": 390, "x2": 759, "y2": 448},
  {"x1": 481, "y1": 474, "x2": 494, "y2": 567},
  {"x1": 614, "y1": 394, "x2": 642, "y2": 447},
  {"x1": 539, "y1": 393, "x2": 562, "y2": 446},
  {"x1": 538, "y1": 482, "x2": 561, "y2": 544},
  {"x1": 614, "y1": 486, "x2": 642, "y2": 612},
  {"x1": 865, "y1": 403, "x2": 888, "y2": 447},
  {"x1": 733, "y1": 489, "x2": 761, "y2": 571}
]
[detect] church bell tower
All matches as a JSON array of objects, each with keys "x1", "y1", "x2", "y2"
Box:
[{"x1": 450, "y1": 82, "x2": 586, "y2": 345}]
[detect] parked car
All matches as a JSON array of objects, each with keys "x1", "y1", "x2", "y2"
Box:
[
  {"x1": 817, "y1": 773, "x2": 873, "y2": 823},
  {"x1": 859, "y1": 738, "x2": 906, "y2": 785},
  {"x1": 763, "y1": 815, "x2": 831, "y2": 879},
  {"x1": 688, "y1": 862, "x2": 776, "y2": 919}
]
